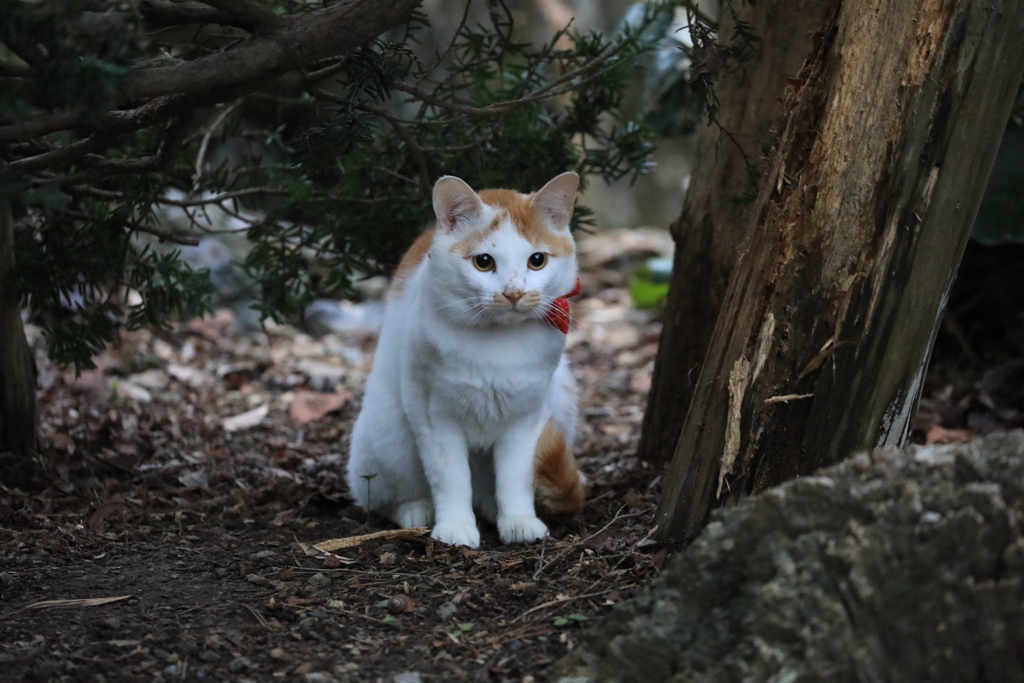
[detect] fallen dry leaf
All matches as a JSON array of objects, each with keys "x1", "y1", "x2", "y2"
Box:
[
  {"x1": 167, "y1": 363, "x2": 211, "y2": 388},
  {"x1": 314, "y1": 527, "x2": 429, "y2": 553},
  {"x1": 88, "y1": 494, "x2": 131, "y2": 532},
  {"x1": 510, "y1": 581, "x2": 538, "y2": 593},
  {"x1": 271, "y1": 508, "x2": 298, "y2": 527},
  {"x1": 177, "y1": 470, "x2": 209, "y2": 489},
  {"x1": 289, "y1": 389, "x2": 351, "y2": 424},
  {"x1": 223, "y1": 403, "x2": 269, "y2": 432},
  {"x1": 50, "y1": 432, "x2": 76, "y2": 454}
]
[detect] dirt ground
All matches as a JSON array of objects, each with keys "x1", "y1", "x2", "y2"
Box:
[
  {"x1": 1, "y1": 238, "x2": 1021, "y2": 683},
  {"x1": 0, "y1": 231, "x2": 675, "y2": 683}
]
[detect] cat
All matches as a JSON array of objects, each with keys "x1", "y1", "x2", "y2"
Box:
[{"x1": 345, "y1": 172, "x2": 586, "y2": 548}]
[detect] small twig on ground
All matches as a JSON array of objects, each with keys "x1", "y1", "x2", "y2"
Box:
[
  {"x1": 532, "y1": 506, "x2": 643, "y2": 580},
  {"x1": 314, "y1": 527, "x2": 429, "y2": 553},
  {"x1": 239, "y1": 602, "x2": 270, "y2": 630},
  {"x1": 510, "y1": 589, "x2": 609, "y2": 623}
]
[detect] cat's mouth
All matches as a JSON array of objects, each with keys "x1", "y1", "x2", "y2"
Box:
[{"x1": 489, "y1": 291, "x2": 543, "y2": 318}]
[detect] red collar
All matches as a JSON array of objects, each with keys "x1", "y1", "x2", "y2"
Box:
[{"x1": 543, "y1": 277, "x2": 581, "y2": 334}]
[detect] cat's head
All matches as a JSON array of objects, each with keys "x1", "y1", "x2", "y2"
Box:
[{"x1": 426, "y1": 172, "x2": 579, "y2": 328}]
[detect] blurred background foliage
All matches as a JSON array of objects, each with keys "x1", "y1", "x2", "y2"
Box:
[
  {"x1": 0, "y1": 0, "x2": 1020, "y2": 373},
  {"x1": 1, "y1": 0, "x2": 748, "y2": 370}
]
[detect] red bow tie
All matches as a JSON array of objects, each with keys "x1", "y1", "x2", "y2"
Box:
[{"x1": 543, "y1": 277, "x2": 581, "y2": 334}]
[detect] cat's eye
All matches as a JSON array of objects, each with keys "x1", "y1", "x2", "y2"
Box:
[
  {"x1": 527, "y1": 252, "x2": 548, "y2": 270},
  {"x1": 472, "y1": 253, "x2": 495, "y2": 272}
]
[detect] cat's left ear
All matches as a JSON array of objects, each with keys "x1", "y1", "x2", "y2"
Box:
[
  {"x1": 530, "y1": 171, "x2": 578, "y2": 231},
  {"x1": 433, "y1": 176, "x2": 484, "y2": 235}
]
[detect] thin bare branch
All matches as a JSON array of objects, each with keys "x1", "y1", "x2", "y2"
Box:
[
  {"x1": 304, "y1": 57, "x2": 349, "y2": 83},
  {"x1": 390, "y1": 43, "x2": 625, "y2": 117},
  {"x1": 133, "y1": 224, "x2": 201, "y2": 246},
  {"x1": 8, "y1": 135, "x2": 114, "y2": 174},
  {"x1": 156, "y1": 187, "x2": 286, "y2": 207},
  {"x1": 192, "y1": 101, "x2": 241, "y2": 189},
  {"x1": 37, "y1": 116, "x2": 190, "y2": 188},
  {"x1": 363, "y1": 103, "x2": 431, "y2": 194}
]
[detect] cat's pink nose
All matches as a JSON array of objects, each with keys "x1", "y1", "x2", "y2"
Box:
[{"x1": 503, "y1": 290, "x2": 524, "y2": 304}]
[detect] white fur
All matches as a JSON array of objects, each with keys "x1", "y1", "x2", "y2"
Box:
[{"x1": 346, "y1": 174, "x2": 579, "y2": 547}]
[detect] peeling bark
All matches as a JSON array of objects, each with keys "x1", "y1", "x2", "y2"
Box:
[
  {"x1": 656, "y1": 0, "x2": 1024, "y2": 542},
  {"x1": 638, "y1": 0, "x2": 831, "y2": 464}
]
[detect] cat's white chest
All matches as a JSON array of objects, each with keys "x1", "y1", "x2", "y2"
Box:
[{"x1": 418, "y1": 321, "x2": 563, "y2": 439}]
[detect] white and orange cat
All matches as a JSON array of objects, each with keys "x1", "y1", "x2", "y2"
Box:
[{"x1": 346, "y1": 172, "x2": 585, "y2": 548}]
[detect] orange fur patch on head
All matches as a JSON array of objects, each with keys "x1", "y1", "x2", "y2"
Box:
[
  {"x1": 478, "y1": 189, "x2": 573, "y2": 257},
  {"x1": 450, "y1": 212, "x2": 503, "y2": 258},
  {"x1": 391, "y1": 228, "x2": 434, "y2": 295},
  {"x1": 533, "y1": 419, "x2": 585, "y2": 517}
]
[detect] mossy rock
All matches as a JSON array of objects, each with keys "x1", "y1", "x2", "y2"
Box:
[{"x1": 555, "y1": 431, "x2": 1024, "y2": 683}]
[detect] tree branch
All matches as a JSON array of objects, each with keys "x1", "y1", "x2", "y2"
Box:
[
  {"x1": 35, "y1": 116, "x2": 191, "y2": 188},
  {"x1": 359, "y1": 102, "x2": 432, "y2": 194},
  {"x1": 82, "y1": 116, "x2": 190, "y2": 174},
  {"x1": 0, "y1": 107, "x2": 88, "y2": 144},
  {"x1": 0, "y1": 0, "x2": 419, "y2": 150},
  {"x1": 129, "y1": 0, "x2": 420, "y2": 101},
  {"x1": 7, "y1": 135, "x2": 114, "y2": 174},
  {"x1": 389, "y1": 43, "x2": 625, "y2": 117},
  {"x1": 4, "y1": 37, "x2": 46, "y2": 67},
  {"x1": 155, "y1": 186, "x2": 286, "y2": 207},
  {"x1": 131, "y1": 225, "x2": 201, "y2": 246},
  {"x1": 0, "y1": 61, "x2": 30, "y2": 78},
  {"x1": 192, "y1": 101, "x2": 241, "y2": 188}
]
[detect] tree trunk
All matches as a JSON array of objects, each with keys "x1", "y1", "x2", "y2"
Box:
[
  {"x1": 638, "y1": 0, "x2": 831, "y2": 464},
  {"x1": 0, "y1": 194, "x2": 37, "y2": 466},
  {"x1": 656, "y1": 0, "x2": 1024, "y2": 542}
]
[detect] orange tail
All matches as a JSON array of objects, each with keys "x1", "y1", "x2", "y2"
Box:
[{"x1": 533, "y1": 419, "x2": 585, "y2": 516}]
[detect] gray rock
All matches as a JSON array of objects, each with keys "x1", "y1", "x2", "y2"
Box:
[
  {"x1": 556, "y1": 431, "x2": 1024, "y2": 683},
  {"x1": 436, "y1": 601, "x2": 458, "y2": 621},
  {"x1": 307, "y1": 572, "x2": 331, "y2": 588},
  {"x1": 304, "y1": 673, "x2": 336, "y2": 683},
  {"x1": 178, "y1": 238, "x2": 256, "y2": 302},
  {"x1": 303, "y1": 299, "x2": 383, "y2": 339},
  {"x1": 177, "y1": 237, "x2": 262, "y2": 333},
  {"x1": 227, "y1": 656, "x2": 250, "y2": 673}
]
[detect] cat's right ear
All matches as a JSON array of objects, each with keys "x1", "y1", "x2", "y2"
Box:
[{"x1": 433, "y1": 176, "x2": 483, "y2": 235}]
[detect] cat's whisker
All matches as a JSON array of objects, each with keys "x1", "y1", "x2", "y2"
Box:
[
  {"x1": 539, "y1": 298, "x2": 584, "y2": 326},
  {"x1": 435, "y1": 295, "x2": 489, "y2": 312}
]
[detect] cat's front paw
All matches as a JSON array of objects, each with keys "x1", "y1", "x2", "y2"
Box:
[
  {"x1": 498, "y1": 515, "x2": 548, "y2": 544},
  {"x1": 393, "y1": 499, "x2": 434, "y2": 528},
  {"x1": 431, "y1": 520, "x2": 481, "y2": 548}
]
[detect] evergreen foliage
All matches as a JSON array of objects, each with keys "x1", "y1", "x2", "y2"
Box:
[{"x1": 0, "y1": 0, "x2": 756, "y2": 371}]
